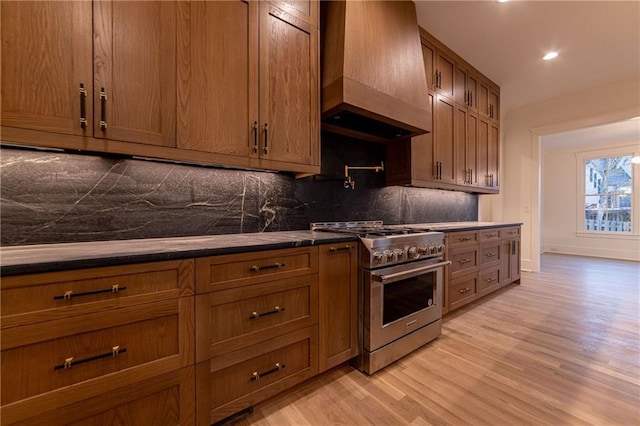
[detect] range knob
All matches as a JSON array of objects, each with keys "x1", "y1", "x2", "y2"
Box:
[
  {"x1": 417, "y1": 244, "x2": 428, "y2": 255},
  {"x1": 373, "y1": 251, "x2": 385, "y2": 264},
  {"x1": 436, "y1": 244, "x2": 445, "y2": 254},
  {"x1": 383, "y1": 250, "x2": 394, "y2": 262},
  {"x1": 407, "y1": 246, "x2": 419, "y2": 259},
  {"x1": 393, "y1": 248, "x2": 405, "y2": 261}
]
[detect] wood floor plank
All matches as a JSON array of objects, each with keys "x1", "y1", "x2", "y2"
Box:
[{"x1": 235, "y1": 254, "x2": 640, "y2": 425}]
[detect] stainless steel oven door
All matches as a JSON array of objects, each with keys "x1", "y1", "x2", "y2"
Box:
[{"x1": 364, "y1": 258, "x2": 450, "y2": 351}]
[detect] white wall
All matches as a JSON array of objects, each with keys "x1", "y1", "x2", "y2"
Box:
[
  {"x1": 480, "y1": 74, "x2": 640, "y2": 272},
  {"x1": 541, "y1": 143, "x2": 640, "y2": 261}
]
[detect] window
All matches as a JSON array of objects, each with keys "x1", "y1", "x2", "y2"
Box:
[{"x1": 582, "y1": 154, "x2": 633, "y2": 233}]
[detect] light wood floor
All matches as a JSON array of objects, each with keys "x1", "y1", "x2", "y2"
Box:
[{"x1": 235, "y1": 254, "x2": 640, "y2": 425}]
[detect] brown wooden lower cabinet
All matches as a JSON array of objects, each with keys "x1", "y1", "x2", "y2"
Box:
[
  {"x1": 1, "y1": 243, "x2": 360, "y2": 425},
  {"x1": 445, "y1": 225, "x2": 521, "y2": 313},
  {"x1": 6, "y1": 367, "x2": 195, "y2": 426},
  {"x1": 196, "y1": 326, "x2": 318, "y2": 426}
]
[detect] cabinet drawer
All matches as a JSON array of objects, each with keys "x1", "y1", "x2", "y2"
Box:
[
  {"x1": 502, "y1": 227, "x2": 520, "y2": 238},
  {"x1": 195, "y1": 275, "x2": 318, "y2": 362},
  {"x1": 478, "y1": 266, "x2": 501, "y2": 296},
  {"x1": 479, "y1": 228, "x2": 501, "y2": 242},
  {"x1": 1, "y1": 297, "x2": 194, "y2": 407},
  {"x1": 195, "y1": 247, "x2": 318, "y2": 293},
  {"x1": 479, "y1": 242, "x2": 501, "y2": 267},
  {"x1": 5, "y1": 367, "x2": 195, "y2": 426},
  {"x1": 448, "y1": 275, "x2": 477, "y2": 311},
  {"x1": 1, "y1": 259, "x2": 194, "y2": 329},
  {"x1": 449, "y1": 247, "x2": 478, "y2": 278},
  {"x1": 446, "y1": 231, "x2": 479, "y2": 248},
  {"x1": 197, "y1": 326, "x2": 318, "y2": 425}
]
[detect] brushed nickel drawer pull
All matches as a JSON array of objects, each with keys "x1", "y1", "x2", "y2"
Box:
[
  {"x1": 249, "y1": 306, "x2": 285, "y2": 319},
  {"x1": 485, "y1": 233, "x2": 497, "y2": 238},
  {"x1": 251, "y1": 362, "x2": 285, "y2": 381},
  {"x1": 250, "y1": 263, "x2": 285, "y2": 272},
  {"x1": 459, "y1": 237, "x2": 471, "y2": 241},
  {"x1": 485, "y1": 252, "x2": 497, "y2": 257},
  {"x1": 54, "y1": 346, "x2": 126, "y2": 370},
  {"x1": 54, "y1": 285, "x2": 127, "y2": 300},
  {"x1": 458, "y1": 258, "x2": 471, "y2": 264},
  {"x1": 485, "y1": 277, "x2": 496, "y2": 283},
  {"x1": 330, "y1": 245, "x2": 351, "y2": 252},
  {"x1": 458, "y1": 287, "x2": 471, "y2": 294}
]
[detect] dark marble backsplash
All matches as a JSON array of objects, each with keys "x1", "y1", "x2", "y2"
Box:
[{"x1": 1, "y1": 133, "x2": 477, "y2": 246}]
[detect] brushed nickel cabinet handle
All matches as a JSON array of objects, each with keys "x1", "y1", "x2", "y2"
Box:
[
  {"x1": 54, "y1": 284, "x2": 127, "y2": 300},
  {"x1": 458, "y1": 258, "x2": 471, "y2": 264},
  {"x1": 251, "y1": 362, "x2": 285, "y2": 381},
  {"x1": 459, "y1": 237, "x2": 471, "y2": 241},
  {"x1": 54, "y1": 345, "x2": 126, "y2": 370},
  {"x1": 79, "y1": 83, "x2": 87, "y2": 128},
  {"x1": 485, "y1": 252, "x2": 497, "y2": 257},
  {"x1": 485, "y1": 277, "x2": 496, "y2": 283},
  {"x1": 249, "y1": 306, "x2": 285, "y2": 319},
  {"x1": 458, "y1": 287, "x2": 471, "y2": 294},
  {"x1": 330, "y1": 245, "x2": 351, "y2": 252}
]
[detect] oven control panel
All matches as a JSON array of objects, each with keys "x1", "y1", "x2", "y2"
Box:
[{"x1": 362, "y1": 232, "x2": 446, "y2": 268}]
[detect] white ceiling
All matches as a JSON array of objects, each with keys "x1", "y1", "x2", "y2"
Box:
[
  {"x1": 541, "y1": 117, "x2": 640, "y2": 151},
  {"x1": 414, "y1": 0, "x2": 640, "y2": 115}
]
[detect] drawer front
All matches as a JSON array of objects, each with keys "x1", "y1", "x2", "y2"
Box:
[
  {"x1": 479, "y1": 242, "x2": 501, "y2": 267},
  {"x1": 501, "y1": 226, "x2": 520, "y2": 238},
  {"x1": 196, "y1": 275, "x2": 318, "y2": 362},
  {"x1": 446, "y1": 231, "x2": 479, "y2": 248},
  {"x1": 479, "y1": 228, "x2": 501, "y2": 242},
  {"x1": 195, "y1": 247, "x2": 318, "y2": 293},
  {"x1": 449, "y1": 247, "x2": 478, "y2": 278},
  {"x1": 448, "y1": 275, "x2": 477, "y2": 311},
  {"x1": 197, "y1": 326, "x2": 318, "y2": 425},
  {"x1": 478, "y1": 266, "x2": 501, "y2": 295},
  {"x1": 1, "y1": 259, "x2": 194, "y2": 328},
  {"x1": 1, "y1": 297, "x2": 193, "y2": 406},
  {"x1": 7, "y1": 367, "x2": 195, "y2": 426}
]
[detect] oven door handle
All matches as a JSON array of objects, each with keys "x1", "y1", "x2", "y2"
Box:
[{"x1": 372, "y1": 260, "x2": 451, "y2": 282}]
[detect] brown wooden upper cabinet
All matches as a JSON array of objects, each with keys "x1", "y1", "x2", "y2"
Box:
[
  {"x1": 1, "y1": 1, "x2": 176, "y2": 147},
  {"x1": 387, "y1": 26, "x2": 500, "y2": 194},
  {"x1": 177, "y1": 0, "x2": 319, "y2": 173}
]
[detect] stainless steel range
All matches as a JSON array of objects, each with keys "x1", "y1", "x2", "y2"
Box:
[{"x1": 312, "y1": 221, "x2": 450, "y2": 374}]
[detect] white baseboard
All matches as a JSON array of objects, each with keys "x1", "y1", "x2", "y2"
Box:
[{"x1": 541, "y1": 245, "x2": 640, "y2": 262}]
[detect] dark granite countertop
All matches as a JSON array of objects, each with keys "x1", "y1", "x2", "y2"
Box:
[
  {"x1": 408, "y1": 221, "x2": 523, "y2": 232},
  {"x1": 0, "y1": 231, "x2": 357, "y2": 276}
]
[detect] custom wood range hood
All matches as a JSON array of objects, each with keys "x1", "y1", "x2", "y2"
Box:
[{"x1": 321, "y1": 0, "x2": 431, "y2": 143}]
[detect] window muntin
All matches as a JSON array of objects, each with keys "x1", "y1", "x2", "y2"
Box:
[{"x1": 583, "y1": 156, "x2": 632, "y2": 232}]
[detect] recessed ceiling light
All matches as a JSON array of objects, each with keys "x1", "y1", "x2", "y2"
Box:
[
  {"x1": 497, "y1": 0, "x2": 510, "y2": 3},
  {"x1": 543, "y1": 51, "x2": 559, "y2": 61}
]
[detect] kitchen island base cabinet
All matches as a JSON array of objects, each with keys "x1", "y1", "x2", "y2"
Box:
[{"x1": 196, "y1": 326, "x2": 318, "y2": 426}]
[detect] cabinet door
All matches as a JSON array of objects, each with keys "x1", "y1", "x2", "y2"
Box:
[
  {"x1": 477, "y1": 117, "x2": 489, "y2": 190},
  {"x1": 93, "y1": 1, "x2": 176, "y2": 147},
  {"x1": 489, "y1": 85, "x2": 500, "y2": 122},
  {"x1": 319, "y1": 243, "x2": 358, "y2": 373},
  {"x1": 509, "y1": 238, "x2": 521, "y2": 282},
  {"x1": 434, "y1": 95, "x2": 456, "y2": 184},
  {"x1": 454, "y1": 63, "x2": 468, "y2": 106},
  {"x1": 177, "y1": 1, "x2": 258, "y2": 158},
  {"x1": 420, "y1": 38, "x2": 437, "y2": 91},
  {"x1": 412, "y1": 92, "x2": 437, "y2": 182},
  {"x1": 478, "y1": 79, "x2": 490, "y2": 119},
  {"x1": 436, "y1": 51, "x2": 455, "y2": 100},
  {"x1": 467, "y1": 72, "x2": 479, "y2": 113},
  {"x1": 455, "y1": 103, "x2": 468, "y2": 186},
  {"x1": 271, "y1": 0, "x2": 318, "y2": 26},
  {"x1": 488, "y1": 121, "x2": 500, "y2": 190},
  {"x1": 258, "y1": 2, "x2": 319, "y2": 167},
  {"x1": 1, "y1": 1, "x2": 93, "y2": 136},
  {"x1": 466, "y1": 111, "x2": 479, "y2": 186}
]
